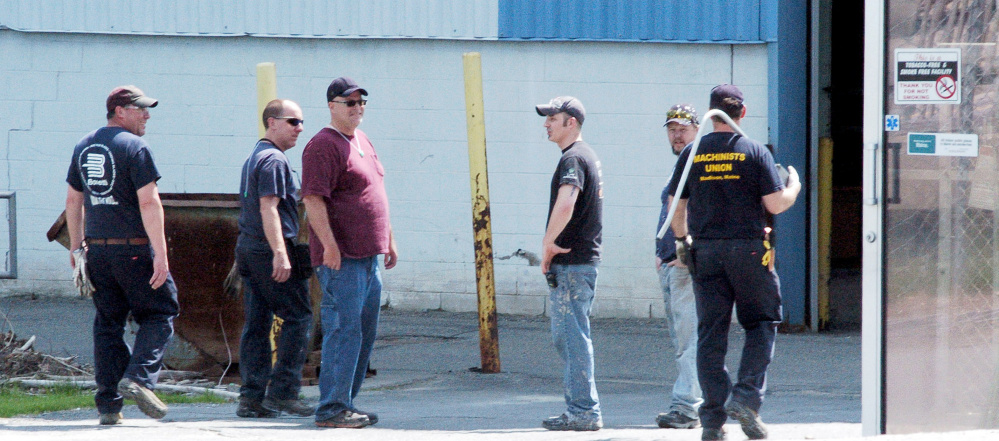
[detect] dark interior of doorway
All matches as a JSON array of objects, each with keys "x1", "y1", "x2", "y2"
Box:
[{"x1": 825, "y1": 0, "x2": 863, "y2": 330}]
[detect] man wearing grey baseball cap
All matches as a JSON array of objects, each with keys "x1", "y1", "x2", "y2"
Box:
[{"x1": 535, "y1": 96, "x2": 604, "y2": 431}]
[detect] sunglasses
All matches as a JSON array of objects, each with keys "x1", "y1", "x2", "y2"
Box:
[
  {"x1": 665, "y1": 108, "x2": 696, "y2": 122},
  {"x1": 332, "y1": 99, "x2": 368, "y2": 107},
  {"x1": 274, "y1": 116, "x2": 304, "y2": 126}
]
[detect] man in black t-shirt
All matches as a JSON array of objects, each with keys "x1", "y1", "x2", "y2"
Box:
[
  {"x1": 666, "y1": 85, "x2": 801, "y2": 441},
  {"x1": 235, "y1": 99, "x2": 315, "y2": 418},
  {"x1": 65, "y1": 85, "x2": 178, "y2": 425},
  {"x1": 535, "y1": 96, "x2": 604, "y2": 432}
]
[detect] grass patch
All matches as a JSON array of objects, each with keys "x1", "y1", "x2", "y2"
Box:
[{"x1": 0, "y1": 383, "x2": 230, "y2": 418}]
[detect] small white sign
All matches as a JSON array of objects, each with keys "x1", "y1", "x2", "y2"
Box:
[
  {"x1": 885, "y1": 115, "x2": 899, "y2": 131},
  {"x1": 895, "y1": 48, "x2": 961, "y2": 104},
  {"x1": 907, "y1": 132, "x2": 978, "y2": 157}
]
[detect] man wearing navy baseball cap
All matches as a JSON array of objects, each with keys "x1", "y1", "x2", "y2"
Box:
[
  {"x1": 666, "y1": 85, "x2": 800, "y2": 441},
  {"x1": 535, "y1": 96, "x2": 605, "y2": 432},
  {"x1": 302, "y1": 77, "x2": 397, "y2": 429}
]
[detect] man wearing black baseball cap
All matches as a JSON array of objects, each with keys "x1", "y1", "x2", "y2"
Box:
[
  {"x1": 302, "y1": 77, "x2": 397, "y2": 429},
  {"x1": 666, "y1": 85, "x2": 800, "y2": 441},
  {"x1": 535, "y1": 96, "x2": 605, "y2": 432},
  {"x1": 65, "y1": 85, "x2": 177, "y2": 425}
]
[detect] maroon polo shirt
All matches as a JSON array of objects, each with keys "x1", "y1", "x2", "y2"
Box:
[{"x1": 301, "y1": 127, "x2": 390, "y2": 264}]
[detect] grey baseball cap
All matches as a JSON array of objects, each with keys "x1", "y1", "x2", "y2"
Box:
[{"x1": 536, "y1": 96, "x2": 585, "y2": 125}]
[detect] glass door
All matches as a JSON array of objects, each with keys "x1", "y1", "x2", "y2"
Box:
[{"x1": 878, "y1": 0, "x2": 999, "y2": 434}]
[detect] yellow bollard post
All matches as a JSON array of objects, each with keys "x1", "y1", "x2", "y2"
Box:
[
  {"x1": 818, "y1": 137, "x2": 833, "y2": 330},
  {"x1": 256, "y1": 62, "x2": 277, "y2": 138},
  {"x1": 462, "y1": 52, "x2": 501, "y2": 373},
  {"x1": 256, "y1": 62, "x2": 283, "y2": 362}
]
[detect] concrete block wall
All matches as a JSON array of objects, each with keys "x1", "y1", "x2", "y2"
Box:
[{"x1": 0, "y1": 30, "x2": 769, "y2": 318}]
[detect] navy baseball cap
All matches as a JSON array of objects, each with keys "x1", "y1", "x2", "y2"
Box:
[
  {"x1": 536, "y1": 96, "x2": 585, "y2": 125},
  {"x1": 709, "y1": 84, "x2": 744, "y2": 110},
  {"x1": 327, "y1": 77, "x2": 368, "y2": 102}
]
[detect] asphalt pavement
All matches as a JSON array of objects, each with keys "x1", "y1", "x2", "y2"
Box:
[{"x1": 1, "y1": 295, "x2": 996, "y2": 440}]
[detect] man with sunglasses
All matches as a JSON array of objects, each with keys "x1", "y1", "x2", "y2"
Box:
[
  {"x1": 65, "y1": 85, "x2": 178, "y2": 425},
  {"x1": 235, "y1": 99, "x2": 315, "y2": 419},
  {"x1": 667, "y1": 85, "x2": 801, "y2": 441},
  {"x1": 302, "y1": 77, "x2": 398, "y2": 429},
  {"x1": 654, "y1": 104, "x2": 704, "y2": 430},
  {"x1": 536, "y1": 96, "x2": 604, "y2": 432}
]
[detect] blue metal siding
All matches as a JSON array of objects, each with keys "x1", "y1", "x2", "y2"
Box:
[{"x1": 498, "y1": 0, "x2": 776, "y2": 43}]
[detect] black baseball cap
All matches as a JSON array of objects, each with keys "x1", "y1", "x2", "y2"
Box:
[
  {"x1": 536, "y1": 96, "x2": 585, "y2": 125},
  {"x1": 326, "y1": 77, "x2": 368, "y2": 102},
  {"x1": 106, "y1": 85, "x2": 157, "y2": 115},
  {"x1": 709, "y1": 84, "x2": 744, "y2": 110}
]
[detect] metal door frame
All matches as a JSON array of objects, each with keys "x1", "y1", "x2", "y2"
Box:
[{"x1": 861, "y1": 0, "x2": 885, "y2": 435}]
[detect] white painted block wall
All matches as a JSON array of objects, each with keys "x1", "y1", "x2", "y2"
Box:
[{"x1": 0, "y1": 31, "x2": 769, "y2": 318}]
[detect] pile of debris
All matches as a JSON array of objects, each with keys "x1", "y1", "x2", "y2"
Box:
[
  {"x1": 0, "y1": 331, "x2": 92, "y2": 380},
  {"x1": 1, "y1": 331, "x2": 238, "y2": 399}
]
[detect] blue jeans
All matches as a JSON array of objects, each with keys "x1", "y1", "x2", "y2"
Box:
[
  {"x1": 236, "y1": 240, "x2": 312, "y2": 402},
  {"x1": 657, "y1": 262, "x2": 703, "y2": 418},
  {"x1": 314, "y1": 257, "x2": 382, "y2": 421},
  {"x1": 691, "y1": 239, "x2": 782, "y2": 430},
  {"x1": 548, "y1": 263, "x2": 601, "y2": 421},
  {"x1": 87, "y1": 243, "x2": 179, "y2": 415}
]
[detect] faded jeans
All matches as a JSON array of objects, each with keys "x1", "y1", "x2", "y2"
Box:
[
  {"x1": 657, "y1": 262, "x2": 703, "y2": 418},
  {"x1": 314, "y1": 257, "x2": 382, "y2": 421},
  {"x1": 548, "y1": 263, "x2": 601, "y2": 421}
]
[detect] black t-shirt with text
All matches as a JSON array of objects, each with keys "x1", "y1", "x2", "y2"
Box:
[
  {"x1": 548, "y1": 141, "x2": 603, "y2": 264},
  {"x1": 666, "y1": 132, "x2": 783, "y2": 240},
  {"x1": 66, "y1": 127, "x2": 161, "y2": 239}
]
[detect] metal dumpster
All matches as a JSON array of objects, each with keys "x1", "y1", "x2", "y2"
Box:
[{"x1": 49, "y1": 193, "x2": 256, "y2": 376}]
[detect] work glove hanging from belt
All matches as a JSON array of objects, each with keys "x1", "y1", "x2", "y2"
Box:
[
  {"x1": 72, "y1": 248, "x2": 95, "y2": 298},
  {"x1": 675, "y1": 235, "x2": 693, "y2": 268}
]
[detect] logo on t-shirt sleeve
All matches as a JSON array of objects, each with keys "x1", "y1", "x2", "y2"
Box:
[{"x1": 563, "y1": 167, "x2": 577, "y2": 180}]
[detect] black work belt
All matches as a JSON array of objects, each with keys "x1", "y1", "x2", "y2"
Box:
[{"x1": 87, "y1": 237, "x2": 150, "y2": 246}]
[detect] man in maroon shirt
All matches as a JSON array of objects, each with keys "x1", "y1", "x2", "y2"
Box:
[{"x1": 301, "y1": 77, "x2": 398, "y2": 429}]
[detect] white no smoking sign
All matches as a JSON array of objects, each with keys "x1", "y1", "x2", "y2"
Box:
[{"x1": 895, "y1": 48, "x2": 961, "y2": 104}]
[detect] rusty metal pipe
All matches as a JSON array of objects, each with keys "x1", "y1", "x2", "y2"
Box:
[{"x1": 463, "y1": 52, "x2": 500, "y2": 374}]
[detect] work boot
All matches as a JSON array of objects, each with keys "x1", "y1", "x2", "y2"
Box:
[
  {"x1": 118, "y1": 378, "x2": 167, "y2": 419},
  {"x1": 262, "y1": 396, "x2": 315, "y2": 417},
  {"x1": 315, "y1": 409, "x2": 372, "y2": 428},
  {"x1": 725, "y1": 400, "x2": 768, "y2": 439},
  {"x1": 541, "y1": 413, "x2": 602, "y2": 431},
  {"x1": 656, "y1": 409, "x2": 701, "y2": 428},
  {"x1": 702, "y1": 427, "x2": 727, "y2": 440},
  {"x1": 98, "y1": 412, "x2": 122, "y2": 425},
  {"x1": 350, "y1": 407, "x2": 378, "y2": 424},
  {"x1": 237, "y1": 397, "x2": 278, "y2": 418}
]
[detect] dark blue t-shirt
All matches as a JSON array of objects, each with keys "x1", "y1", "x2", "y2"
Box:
[
  {"x1": 238, "y1": 139, "x2": 300, "y2": 246},
  {"x1": 66, "y1": 127, "x2": 161, "y2": 238},
  {"x1": 666, "y1": 132, "x2": 783, "y2": 240},
  {"x1": 548, "y1": 141, "x2": 603, "y2": 264},
  {"x1": 655, "y1": 185, "x2": 677, "y2": 261}
]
